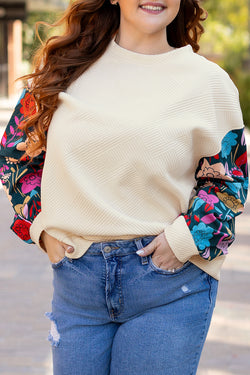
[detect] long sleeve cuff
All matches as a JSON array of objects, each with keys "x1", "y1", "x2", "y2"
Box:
[
  {"x1": 29, "y1": 212, "x2": 46, "y2": 252},
  {"x1": 164, "y1": 215, "x2": 199, "y2": 263}
]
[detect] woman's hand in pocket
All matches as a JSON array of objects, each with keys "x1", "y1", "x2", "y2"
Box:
[
  {"x1": 136, "y1": 231, "x2": 184, "y2": 271},
  {"x1": 40, "y1": 231, "x2": 74, "y2": 264}
]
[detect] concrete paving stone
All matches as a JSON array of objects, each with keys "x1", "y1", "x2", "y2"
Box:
[
  {"x1": 0, "y1": 191, "x2": 53, "y2": 375},
  {"x1": 0, "y1": 365, "x2": 51, "y2": 375}
]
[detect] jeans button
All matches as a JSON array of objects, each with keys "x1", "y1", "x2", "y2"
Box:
[{"x1": 103, "y1": 246, "x2": 112, "y2": 253}]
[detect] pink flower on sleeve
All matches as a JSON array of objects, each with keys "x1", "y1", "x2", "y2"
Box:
[
  {"x1": 198, "y1": 190, "x2": 219, "y2": 208},
  {"x1": 19, "y1": 170, "x2": 42, "y2": 194},
  {"x1": 1, "y1": 131, "x2": 7, "y2": 147}
]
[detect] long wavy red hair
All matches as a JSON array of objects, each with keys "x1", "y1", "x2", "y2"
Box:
[{"x1": 19, "y1": 0, "x2": 207, "y2": 158}]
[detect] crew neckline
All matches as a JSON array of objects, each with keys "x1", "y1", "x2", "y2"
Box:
[{"x1": 108, "y1": 36, "x2": 193, "y2": 64}]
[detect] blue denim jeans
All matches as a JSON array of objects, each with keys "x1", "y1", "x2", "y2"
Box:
[{"x1": 46, "y1": 235, "x2": 218, "y2": 375}]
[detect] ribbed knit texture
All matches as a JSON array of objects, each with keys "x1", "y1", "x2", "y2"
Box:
[{"x1": 29, "y1": 37, "x2": 244, "y2": 280}]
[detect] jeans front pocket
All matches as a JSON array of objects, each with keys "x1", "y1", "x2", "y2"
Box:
[
  {"x1": 148, "y1": 255, "x2": 191, "y2": 275},
  {"x1": 51, "y1": 256, "x2": 69, "y2": 269}
]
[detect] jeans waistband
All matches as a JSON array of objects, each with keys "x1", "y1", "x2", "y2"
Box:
[{"x1": 85, "y1": 235, "x2": 157, "y2": 256}]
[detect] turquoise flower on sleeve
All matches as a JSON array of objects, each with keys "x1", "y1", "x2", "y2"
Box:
[
  {"x1": 243, "y1": 178, "x2": 249, "y2": 191},
  {"x1": 221, "y1": 132, "x2": 237, "y2": 158},
  {"x1": 191, "y1": 222, "x2": 214, "y2": 251}
]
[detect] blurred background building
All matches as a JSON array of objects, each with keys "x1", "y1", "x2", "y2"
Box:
[
  {"x1": 0, "y1": 0, "x2": 26, "y2": 97},
  {"x1": 0, "y1": 0, "x2": 66, "y2": 98}
]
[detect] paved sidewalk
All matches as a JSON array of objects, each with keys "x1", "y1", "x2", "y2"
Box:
[{"x1": 0, "y1": 107, "x2": 250, "y2": 374}]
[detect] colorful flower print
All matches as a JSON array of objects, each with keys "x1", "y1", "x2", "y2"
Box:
[
  {"x1": 0, "y1": 88, "x2": 44, "y2": 244},
  {"x1": 197, "y1": 190, "x2": 219, "y2": 207},
  {"x1": 20, "y1": 170, "x2": 42, "y2": 194},
  {"x1": 16, "y1": 138, "x2": 46, "y2": 159},
  {"x1": 221, "y1": 132, "x2": 238, "y2": 158},
  {"x1": 184, "y1": 128, "x2": 248, "y2": 260},
  {"x1": 0, "y1": 131, "x2": 7, "y2": 147},
  {"x1": 11, "y1": 217, "x2": 32, "y2": 242},
  {"x1": 20, "y1": 91, "x2": 37, "y2": 118},
  {"x1": 14, "y1": 196, "x2": 31, "y2": 218},
  {"x1": 216, "y1": 191, "x2": 244, "y2": 214},
  {"x1": 191, "y1": 222, "x2": 214, "y2": 250},
  {"x1": 216, "y1": 235, "x2": 233, "y2": 254},
  {"x1": 197, "y1": 160, "x2": 233, "y2": 181}
]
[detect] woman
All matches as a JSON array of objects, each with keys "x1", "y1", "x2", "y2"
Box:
[{"x1": 0, "y1": 0, "x2": 248, "y2": 374}]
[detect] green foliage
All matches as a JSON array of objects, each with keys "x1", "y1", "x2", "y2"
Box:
[
  {"x1": 22, "y1": 11, "x2": 62, "y2": 63},
  {"x1": 234, "y1": 72, "x2": 250, "y2": 128},
  {"x1": 200, "y1": 0, "x2": 250, "y2": 127},
  {"x1": 201, "y1": 0, "x2": 249, "y2": 72}
]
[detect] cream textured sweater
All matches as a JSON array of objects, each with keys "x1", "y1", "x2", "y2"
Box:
[{"x1": 26, "y1": 37, "x2": 247, "y2": 280}]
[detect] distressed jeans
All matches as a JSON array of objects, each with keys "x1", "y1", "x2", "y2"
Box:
[{"x1": 46, "y1": 235, "x2": 218, "y2": 375}]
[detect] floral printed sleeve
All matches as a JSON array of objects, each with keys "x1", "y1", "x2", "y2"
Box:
[
  {"x1": 183, "y1": 128, "x2": 248, "y2": 261},
  {"x1": 0, "y1": 88, "x2": 45, "y2": 244}
]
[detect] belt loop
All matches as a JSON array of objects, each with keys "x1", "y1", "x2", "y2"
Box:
[{"x1": 134, "y1": 238, "x2": 148, "y2": 265}]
